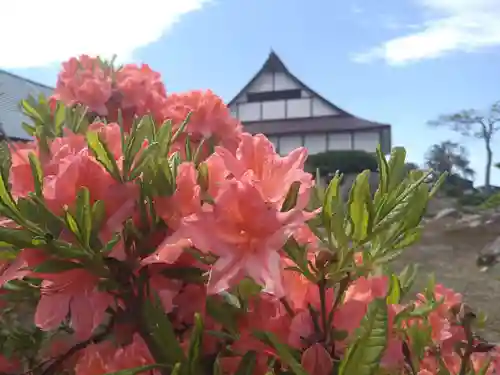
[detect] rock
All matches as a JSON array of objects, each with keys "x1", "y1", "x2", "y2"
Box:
[
  {"x1": 434, "y1": 208, "x2": 462, "y2": 221},
  {"x1": 477, "y1": 235, "x2": 500, "y2": 271},
  {"x1": 457, "y1": 214, "x2": 483, "y2": 228}
]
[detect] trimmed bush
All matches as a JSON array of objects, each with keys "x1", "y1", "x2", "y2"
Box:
[{"x1": 306, "y1": 150, "x2": 378, "y2": 177}]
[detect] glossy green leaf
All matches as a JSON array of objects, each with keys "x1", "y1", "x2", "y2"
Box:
[
  {"x1": 338, "y1": 298, "x2": 389, "y2": 375},
  {"x1": 234, "y1": 351, "x2": 257, "y2": 375},
  {"x1": 160, "y1": 267, "x2": 205, "y2": 283},
  {"x1": 347, "y1": 170, "x2": 373, "y2": 242},
  {"x1": 91, "y1": 200, "x2": 106, "y2": 231},
  {"x1": 212, "y1": 356, "x2": 224, "y2": 375},
  {"x1": 386, "y1": 274, "x2": 401, "y2": 304},
  {"x1": 0, "y1": 171, "x2": 21, "y2": 219},
  {"x1": 186, "y1": 313, "x2": 204, "y2": 375},
  {"x1": 141, "y1": 296, "x2": 185, "y2": 365},
  {"x1": 20, "y1": 99, "x2": 44, "y2": 123},
  {"x1": 429, "y1": 171, "x2": 448, "y2": 198},
  {"x1": 129, "y1": 143, "x2": 160, "y2": 181},
  {"x1": 375, "y1": 145, "x2": 389, "y2": 196},
  {"x1": 398, "y1": 263, "x2": 419, "y2": 298},
  {"x1": 171, "y1": 112, "x2": 192, "y2": 144},
  {"x1": 75, "y1": 187, "x2": 92, "y2": 247},
  {"x1": 323, "y1": 172, "x2": 348, "y2": 248},
  {"x1": 33, "y1": 260, "x2": 83, "y2": 273},
  {"x1": 387, "y1": 147, "x2": 407, "y2": 191},
  {"x1": 87, "y1": 131, "x2": 122, "y2": 181},
  {"x1": 206, "y1": 296, "x2": 240, "y2": 333},
  {"x1": 102, "y1": 364, "x2": 168, "y2": 375},
  {"x1": 22, "y1": 122, "x2": 36, "y2": 136},
  {"x1": 257, "y1": 332, "x2": 307, "y2": 375},
  {"x1": 0, "y1": 227, "x2": 41, "y2": 248},
  {"x1": 63, "y1": 209, "x2": 81, "y2": 240},
  {"x1": 281, "y1": 181, "x2": 301, "y2": 212},
  {"x1": 28, "y1": 152, "x2": 43, "y2": 197}
]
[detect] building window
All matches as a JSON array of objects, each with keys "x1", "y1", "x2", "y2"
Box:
[{"x1": 247, "y1": 89, "x2": 301, "y2": 102}]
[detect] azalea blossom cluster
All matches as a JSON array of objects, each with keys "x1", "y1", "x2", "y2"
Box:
[{"x1": 0, "y1": 55, "x2": 497, "y2": 375}]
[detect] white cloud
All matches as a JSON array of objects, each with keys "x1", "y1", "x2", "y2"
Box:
[
  {"x1": 0, "y1": 0, "x2": 211, "y2": 68},
  {"x1": 352, "y1": 0, "x2": 500, "y2": 65}
]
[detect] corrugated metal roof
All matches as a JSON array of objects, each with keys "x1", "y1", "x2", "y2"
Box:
[{"x1": 0, "y1": 70, "x2": 53, "y2": 140}]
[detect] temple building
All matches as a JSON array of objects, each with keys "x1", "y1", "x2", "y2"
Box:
[
  {"x1": 0, "y1": 69, "x2": 52, "y2": 141},
  {"x1": 228, "y1": 51, "x2": 391, "y2": 155}
]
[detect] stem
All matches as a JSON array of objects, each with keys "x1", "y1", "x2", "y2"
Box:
[
  {"x1": 318, "y1": 277, "x2": 328, "y2": 341},
  {"x1": 39, "y1": 315, "x2": 116, "y2": 375},
  {"x1": 280, "y1": 297, "x2": 295, "y2": 317}
]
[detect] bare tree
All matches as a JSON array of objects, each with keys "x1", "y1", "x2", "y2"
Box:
[{"x1": 428, "y1": 101, "x2": 500, "y2": 191}]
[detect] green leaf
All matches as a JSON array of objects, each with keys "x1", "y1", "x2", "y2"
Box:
[
  {"x1": 141, "y1": 296, "x2": 185, "y2": 365},
  {"x1": 33, "y1": 260, "x2": 83, "y2": 273},
  {"x1": 28, "y1": 153, "x2": 44, "y2": 197},
  {"x1": 338, "y1": 298, "x2": 389, "y2": 375},
  {"x1": 102, "y1": 364, "x2": 169, "y2": 375},
  {"x1": 53, "y1": 101, "x2": 66, "y2": 136},
  {"x1": 323, "y1": 173, "x2": 348, "y2": 248},
  {"x1": 0, "y1": 171, "x2": 22, "y2": 220},
  {"x1": 347, "y1": 170, "x2": 374, "y2": 242},
  {"x1": 76, "y1": 188, "x2": 92, "y2": 247},
  {"x1": 282, "y1": 181, "x2": 301, "y2": 212},
  {"x1": 257, "y1": 332, "x2": 307, "y2": 375},
  {"x1": 22, "y1": 122, "x2": 36, "y2": 136},
  {"x1": 386, "y1": 274, "x2": 401, "y2": 304},
  {"x1": 129, "y1": 143, "x2": 159, "y2": 181},
  {"x1": 206, "y1": 296, "x2": 240, "y2": 333},
  {"x1": 234, "y1": 351, "x2": 257, "y2": 375},
  {"x1": 212, "y1": 356, "x2": 224, "y2": 375},
  {"x1": 375, "y1": 145, "x2": 389, "y2": 196},
  {"x1": 86, "y1": 131, "x2": 122, "y2": 181},
  {"x1": 429, "y1": 171, "x2": 447, "y2": 198},
  {"x1": 63, "y1": 209, "x2": 81, "y2": 240},
  {"x1": 186, "y1": 313, "x2": 204, "y2": 375},
  {"x1": 0, "y1": 227, "x2": 41, "y2": 248},
  {"x1": 20, "y1": 99, "x2": 44, "y2": 123},
  {"x1": 160, "y1": 267, "x2": 205, "y2": 283},
  {"x1": 171, "y1": 112, "x2": 192, "y2": 144},
  {"x1": 171, "y1": 363, "x2": 182, "y2": 375},
  {"x1": 398, "y1": 264, "x2": 418, "y2": 298},
  {"x1": 91, "y1": 199, "x2": 106, "y2": 232},
  {"x1": 387, "y1": 147, "x2": 407, "y2": 191}
]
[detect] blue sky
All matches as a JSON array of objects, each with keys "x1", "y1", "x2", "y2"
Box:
[{"x1": 2, "y1": 0, "x2": 500, "y2": 185}]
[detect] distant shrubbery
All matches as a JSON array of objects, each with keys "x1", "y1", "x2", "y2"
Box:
[{"x1": 306, "y1": 150, "x2": 378, "y2": 176}]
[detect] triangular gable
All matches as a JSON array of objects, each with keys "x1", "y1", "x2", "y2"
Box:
[{"x1": 228, "y1": 50, "x2": 353, "y2": 120}]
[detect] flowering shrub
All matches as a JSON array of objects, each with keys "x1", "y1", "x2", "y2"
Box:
[{"x1": 0, "y1": 55, "x2": 497, "y2": 375}]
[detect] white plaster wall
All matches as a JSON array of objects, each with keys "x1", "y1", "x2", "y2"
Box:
[
  {"x1": 328, "y1": 133, "x2": 352, "y2": 150},
  {"x1": 304, "y1": 133, "x2": 327, "y2": 155},
  {"x1": 312, "y1": 98, "x2": 338, "y2": 117},
  {"x1": 353, "y1": 132, "x2": 380, "y2": 152},
  {"x1": 262, "y1": 100, "x2": 285, "y2": 120},
  {"x1": 286, "y1": 98, "x2": 310, "y2": 118},
  {"x1": 238, "y1": 102, "x2": 261, "y2": 122},
  {"x1": 279, "y1": 134, "x2": 302, "y2": 155},
  {"x1": 274, "y1": 72, "x2": 301, "y2": 90},
  {"x1": 247, "y1": 72, "x2": 273, "y2": 93}
]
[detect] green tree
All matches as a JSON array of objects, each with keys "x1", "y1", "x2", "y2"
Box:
[{"x1": 428, "y1": 101, "x2": 500, "y2": 191}]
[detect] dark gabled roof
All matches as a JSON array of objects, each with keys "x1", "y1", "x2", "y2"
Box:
[
  {"x1": 228, "y1": 50, "x2": 352, "y2": 116},
  {"x1": 0, "y1": 69, "x2": 54, "y2": 91},
  {"x1": 242, "y1": 116, "x2": 390, "y2": 135}
]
